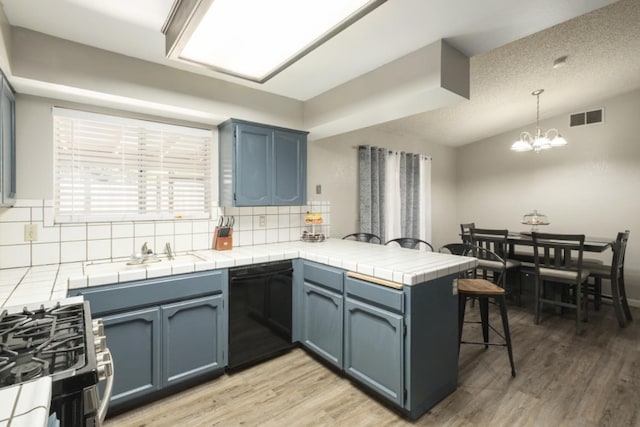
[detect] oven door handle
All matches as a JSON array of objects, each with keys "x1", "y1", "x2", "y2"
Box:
[{"x1": 97, "y1": 348, "x2": 114, "y2": 426}]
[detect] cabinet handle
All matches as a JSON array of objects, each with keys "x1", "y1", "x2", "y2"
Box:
[{"x1": 346, "y1": 271, "x2": 403, "y2": 289}]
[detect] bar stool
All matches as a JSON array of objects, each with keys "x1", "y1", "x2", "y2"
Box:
[
  {"x1": 458, "y1": 245, "x2": 516, "y2": 377},
  {"x1": 342, "y1": 233, "x2": 381, "y2": 244},
  {"x1": 385, "y1": 238, "x2": 434, "y2": 251},
  {"x1": 439, "y1": 243, "x2": 469, "y2": 256}
]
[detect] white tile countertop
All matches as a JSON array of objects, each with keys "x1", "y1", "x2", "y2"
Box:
[
  {"x1": 0, "y1": 377, "x2": 52, "y2": 427},
  {"x1": 1, "y1": 239, "x2": 476, "y2": 308},
  {"x1": 0, "y1": 240, "x2": 475, "y2": 425}
]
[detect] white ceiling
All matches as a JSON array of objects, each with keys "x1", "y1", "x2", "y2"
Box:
[{"x1": 2, "y1": 0, "x2": 639, "y2": 146}]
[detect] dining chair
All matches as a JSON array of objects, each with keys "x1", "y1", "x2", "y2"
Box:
[
  {"x1": 469, "y1": 228, "x2": 522, "y2": 294},
  {"x1": 458, "y1": 245, "x2": 516, "y2": 377},
  {"x1": 385, "y1": 238, "x2": 434, "y2": 251},
  {"x1": 460, "y1": 222, "x2": 475, "y2": 245},
  {"x1": 342, "y1": 233, "x2": 381, "y2": 244},
  {"x1": 584, "y1": 230, "x2": 632, "y2": 327},
  {"x1": 531, "y1": 232, "x2": 591, "y2": 334}
]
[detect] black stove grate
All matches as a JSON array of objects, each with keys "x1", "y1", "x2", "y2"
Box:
[{"x1": 0, "y1": 302, "x2": 88, "y2": 389}]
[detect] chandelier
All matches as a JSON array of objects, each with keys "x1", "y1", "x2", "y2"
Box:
[{"x1": 511, "y1": 89, "x2": 567, "y2": 152}]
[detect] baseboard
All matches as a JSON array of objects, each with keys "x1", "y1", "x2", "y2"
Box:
[
  {"x1": 599, "y1": 294, "x2": 640, "y2": 308},
  {"x1": 626, "y1": 297, "x2": 640, "y2": 308}
]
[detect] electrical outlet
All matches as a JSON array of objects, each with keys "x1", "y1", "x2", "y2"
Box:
[
  {"x1": 24, "y1": 224, "x2": 38, "y2": 241},
  {"x1": 259, "y1": 215, "x2": 266, "y2": 227}
]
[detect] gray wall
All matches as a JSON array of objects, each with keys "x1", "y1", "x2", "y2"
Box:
[
  {"x1": 456, "y1": 88, "x2": 640, "y2": 300},
  {"x1": 307, "y1": 126, "x2": 458, "y2": 248}
]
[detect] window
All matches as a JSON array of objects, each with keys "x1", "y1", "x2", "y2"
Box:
[{"x1": 53, "y1": 107, "x2": 212, "y2": 223}]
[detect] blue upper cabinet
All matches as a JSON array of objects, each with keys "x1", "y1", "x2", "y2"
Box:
[
  {"x1": 235, "y1": 123, "x2": 272, "y2": 206},
  {"x1": 219, "y1": 119, "x2": 307, "y2": 206},
  {"x1": 272, "y1": 130, "x2": 306, "y2": 205}
]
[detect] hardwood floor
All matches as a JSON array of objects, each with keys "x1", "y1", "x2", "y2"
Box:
[{"x1": 105, "y1": 302, "x2": 640, "y2": 426}]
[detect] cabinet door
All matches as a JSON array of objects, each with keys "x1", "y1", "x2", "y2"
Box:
[
  {"x1": 302, "y1": 281, "x2": 343, "y2": 368},
  {"x1": 235, "y1": 123, "x2": 271, "y2": 206},
  {"x1": 272, "y1": 130, "x2": 306, "y2": 205},
  {"x1": 102, "y1": 307, "x2": 161, "y2": 407},
  {"x1": 161, "y1": 294, "x2": 226, "y2": 386},
  {"x1": 0, "y1": 79, "x2": 15, "y2": 207},
  {"x1": 344, "y1": 298, "x2": 404, "y2": 406}
]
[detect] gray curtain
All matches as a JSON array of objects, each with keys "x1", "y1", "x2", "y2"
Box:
[
  {"x1": 359, "y1": 146, "x2": 426, "y2": 244},
  {"x1": 399, "y1": 152, "x2": 420, "y2": 238},
  {"x1": 358, "y1": 146, "x2": 386, "y2": 241}
]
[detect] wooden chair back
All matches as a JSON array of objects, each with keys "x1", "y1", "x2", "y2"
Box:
[
  {"x1": 469, "y1": 228, "x2": 509, "y2": 259},
  {"x1": 531, "y1": 232, "x2": 586, "y2": 274},
  {"x1": 460, "y1": 222, "x2": 475, "y2": 244},
  {"x1": 612, "y1": 230, "x2": 630, "y2": 275}
]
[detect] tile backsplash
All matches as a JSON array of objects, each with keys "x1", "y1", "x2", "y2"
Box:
[{"x1": 0, "y1": 199, "x2": 331, "y2": 269}]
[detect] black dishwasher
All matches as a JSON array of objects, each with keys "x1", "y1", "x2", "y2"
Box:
[{"x1": 228, "y1": 260, "x2": 295, "y2": 371}]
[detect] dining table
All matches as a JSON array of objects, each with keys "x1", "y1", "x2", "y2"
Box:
[
  {"x1": 505, "y1": 231, "x2": 613, "y2": 254},
  {"x1": 462, "y1": 231, "x2": 613, "y2": 254},
  {"x1": 461, "y1": 230, "x2": 614, "y2": 267}
]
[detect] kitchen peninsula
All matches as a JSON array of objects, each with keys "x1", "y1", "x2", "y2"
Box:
[{"x1": 1, "y1": 239, "x2": 476, "y2": 420}]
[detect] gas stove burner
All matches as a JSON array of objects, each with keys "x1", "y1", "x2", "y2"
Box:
[
  {"x1": 10, "y1": 357, "x2": 49, "y2": 383},
  {"x1": 0, "y1": 301, "x2": 96, "y2": 391},
  {"x1": 14, "y1": 316, "x2": 55, "y2": 347},
  {"x1": 0, "y1": 300, "x2": 108, "y2": 426}
]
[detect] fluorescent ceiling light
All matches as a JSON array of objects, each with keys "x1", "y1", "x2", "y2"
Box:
[{"x1": 163, "y1": 0, "x2": 386, "y2": 83}]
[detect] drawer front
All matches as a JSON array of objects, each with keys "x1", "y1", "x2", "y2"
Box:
[
  {"x1": 303, "y1": 261, "x2": 343, "y2": 293},
  {"x1": 345, "y1": 276, "x2": 404, "y2": 313},
  {"x1": 71, "y1": 270, "x2": 225, "y2": 315}
]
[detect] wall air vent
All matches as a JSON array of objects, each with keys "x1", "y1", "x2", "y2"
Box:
[{"x1": 570, "y1": 108, "x2": 604, "y2": 127}]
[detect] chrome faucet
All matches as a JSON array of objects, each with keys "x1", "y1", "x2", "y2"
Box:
[
  {"x1": 141, "y1": 242, "x2": 151, "y2": 255},
  {"x1": 165, "y1": 242, "x2": 174, "y2": 260},
  {"x1": 128, "y1": 241, "x2": 159, "y2": 265}
]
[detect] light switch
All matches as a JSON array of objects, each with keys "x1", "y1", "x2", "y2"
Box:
[{"x1": 315, "y1": 184, "x2": 322, "y2": 194}]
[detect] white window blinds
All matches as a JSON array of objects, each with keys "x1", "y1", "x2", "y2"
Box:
[{"x1": 53, "y1": 107, "x2": 212, "y2": 223}]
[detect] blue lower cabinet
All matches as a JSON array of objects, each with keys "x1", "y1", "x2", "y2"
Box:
[
  {"x1": 344, "y1": 297, "x2": 404, "y2": 407},
  {"x1": 302, "y1": 281, "x2": 343, "y2": 368},
  {"x1": 103, "y1": 307, "x2": 162, "y2": 405},
  {"x1": 162, "y1": 295, "x2": 226, "y2": 386},
  {"x1": 70, "y1": 270, "x2": 228, "y2": 411}
]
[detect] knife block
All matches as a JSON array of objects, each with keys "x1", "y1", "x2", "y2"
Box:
[{"x1": 212, "y1": 227, "x2": 233, "y2": 250}]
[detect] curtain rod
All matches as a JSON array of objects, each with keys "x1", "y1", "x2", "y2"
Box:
[{"x1": 354, "y1": 145, "x2": 432, "y2": 160}]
